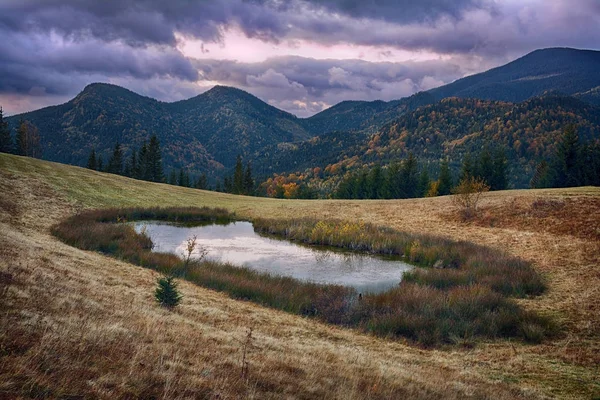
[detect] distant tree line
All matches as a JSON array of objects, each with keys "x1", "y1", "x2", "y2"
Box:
[
  {"x1": 334, "y1": 148, "x2": 508, "y2": 200},
  {"x1": 530, "y1": 125, "x2": 600, "y2": 188},
  {"x1": 87, "y1": 134, "x2": 212, "y2": 190},
  {"x1": 87, "y1": 135, "x2": 164, "y2": 183},
  {"x1": 220, "y1": 155, "x2": 255, "y2": 195},
  {"x1": 0, "y1": 108, "x2": 42, "y2": 158}
]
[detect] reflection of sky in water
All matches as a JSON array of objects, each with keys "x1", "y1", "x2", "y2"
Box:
[{"x1": 133, "y1": 221, "x2": 412, "y2": 293}]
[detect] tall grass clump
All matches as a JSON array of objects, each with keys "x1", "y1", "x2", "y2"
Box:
[
  {"x1": 52, "y1": 208, "x2": 555, "y2": 346},
  {"x1": 253, "y1": 218, "x2": 546, "y2": 297}
]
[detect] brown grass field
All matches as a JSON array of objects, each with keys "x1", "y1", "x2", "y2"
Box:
[{"x1": 0, "y1": 153, "x2": 599, "y2": 399}]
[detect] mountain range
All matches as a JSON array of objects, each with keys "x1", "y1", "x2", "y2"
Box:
[{"x1": 6, "y1": 47, "x2": 600, "y2": 188}]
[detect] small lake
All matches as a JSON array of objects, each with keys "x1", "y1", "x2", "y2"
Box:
[{"x1": 133, "y1": 221, "x2": 413, "y2": 294}]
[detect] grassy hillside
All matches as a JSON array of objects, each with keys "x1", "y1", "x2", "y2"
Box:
[{"x1": 1, "y1": 153, "x2": 599, "y2": 398}]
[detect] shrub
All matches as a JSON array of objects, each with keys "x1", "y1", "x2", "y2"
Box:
[
  {"x1": 155, "y1": 275, "x2": 182, "y2": 309},
  {"x1": 452, "y1": 177, "x2": 490, "y2": 219}
]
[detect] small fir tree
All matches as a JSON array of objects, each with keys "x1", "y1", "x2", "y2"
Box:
[
  {"x1": 0, "y1": 107, "x2": 13, "y2": 154},
  {"x1": 107, "y1": 142, "x2": 124, "y2": 175},
  {"x1": 155, "y1": 275, "x2": 182, "y2": 309},
  {"x1": 233, "y1": 155, "x2": 244, "y2": 194},
  {"x1": 196, "y1": 173, "x2": 208, "y2": 190},
  {"x1": 437, "y1": 159, "x2": 453, "y2": 196},
  {"x1": 87, "y1": 149, "x2": 97, "y2": 170},
  {"x1": 14, "y1": 119, "x2": 26, "y2": 156},
  {"x1": 491, "y1": 147, "x2": 509, "y2": 190},
  {"x1": 147, "y1": 135, "x2": 164, "y2": 182},
  {"x1": 418, "y1": 168, "x2": 431, "y2": 198},
  {"x1": 244, "y1": 161, "x2": 254, "y2": 195},
  {"x1": 168, "y1": 169, "x2": 178, "y2": 185}
]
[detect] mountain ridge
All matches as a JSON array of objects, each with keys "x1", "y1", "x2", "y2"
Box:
[{"x1": 5, "y1": 47, "x2": 600, "y2": 182}]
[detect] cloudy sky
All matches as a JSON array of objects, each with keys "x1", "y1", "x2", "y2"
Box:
[{"x1": 1, "y1": 0, "x2": 599, "y2": 117}]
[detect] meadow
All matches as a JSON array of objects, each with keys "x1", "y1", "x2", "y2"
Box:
[
  {"x1": 1, "y1": 153, "x2": 599, "y2": 399},
  {"x1": 52, "y1": 207, "x2": 552, "y2": 346}
]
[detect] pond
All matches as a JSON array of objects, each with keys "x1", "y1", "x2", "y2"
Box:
[{"x1": 133, "y1": 221, "x2": 414, "y2": 294}]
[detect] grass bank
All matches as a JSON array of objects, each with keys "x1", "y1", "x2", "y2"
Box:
[{"x1": 53, "y1": 207, "x2": 555, "y2": 346}]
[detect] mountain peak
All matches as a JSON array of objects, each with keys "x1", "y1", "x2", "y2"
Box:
[{"x1": 428, "y1": 47, "x2": 600, "y2": 103}]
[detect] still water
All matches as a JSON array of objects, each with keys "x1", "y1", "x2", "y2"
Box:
[{"x1": 133, "y1": 221, "x2": 413, "y2": 294}]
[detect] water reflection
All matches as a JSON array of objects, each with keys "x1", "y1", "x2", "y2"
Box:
[{"x1": 133, "y1": 221, "x2": 413, "y2": 294}]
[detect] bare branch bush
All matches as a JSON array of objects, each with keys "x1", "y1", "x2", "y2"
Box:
[{"x1": 452, "y1": 176, "x2": 490, "y2": 219}]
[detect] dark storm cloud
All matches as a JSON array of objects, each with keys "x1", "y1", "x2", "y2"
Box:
[
  {"x1": 0, "y1": 0, "x2": 287, "y2": 46},
  {"x1": 1, "y1": 0, "x2": 599, "y2": 55},
  {"x1": 0, "y1": 0, "x2": 599, "y2": 116},
  {"x1": 0, "y1": 0, "x2": 487, "y2": 47},
  {"x1": 191, "y1": 56, "x2": 471, "y2": 116},
  {"x1": 0, "y1": 27, "x2": 198, "y2": 96},
  {"x1": 284, "y1": 0, "x2": 489, "y2": 23}
]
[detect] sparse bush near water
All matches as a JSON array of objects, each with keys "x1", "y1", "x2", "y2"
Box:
[{"x1": 52, "y1": 207, "x2": 555, "y2": 346}]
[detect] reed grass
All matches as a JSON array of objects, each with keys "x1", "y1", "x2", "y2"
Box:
[{"x1": 52, "y1": 208, "x2": 555, "y2": 346}]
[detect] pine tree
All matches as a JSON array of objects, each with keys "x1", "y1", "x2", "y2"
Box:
[
  {"x1": 147, "y1": 135, "x2": 164, "y2": 182},
  {"x1": 15, "y1": 119, "x2": 26, "y2": 156},
  {"x1": 223, "y1": 176, "x2": 233, "y2": 193},
  {"x1": 244, "y1": 162, "x2": 254, "y2": 195},
  {"x1": 476, "y1": 147, "x2": 494, "y2": 186},
  {"x1": 87, "y1": 149, "x2": 97, "y2": 170},
  {"x1": 367, "y1": 164, "x2": 386, "y2": 199},
  {"x1": 97, "y1": 155, "x2": 104, "y2": 172},
  {"x1": 127, "y1": 149, "x2": 138, "y2": 178},
  {"x1": 460, "y1": 152, "x2": 474, "y2": 182},
  {"x1": 530, "y1": 160, "x2": 550, "y2": 189},
  {"x1": 437, "y1": 159, "x2": 453, "y2": 196},
  {"x1": 400, "y1": 153, "x2": 419, "y2": 198},
  {"x1": 196, "y1": 173, "x2": 208, "y2": 190},
  {"x1": 551, "y1": 125, "x2": 581, "y2": 188},
  {"x1": 335, "y1": 174, "x2": 354, "y2": 199},
  {"x1": 354, "y1": 171, "x2": 369, "y2": 199},
  {"x1": 154, "y1": 275, "x2": 182, "y2": 309},
  {"x1": 168, "y1": 169, "x2": 178, "y2": 185},
  {"x1": 386, "y1": 162, "x2": 402, "y2": 198},
  {"x1": 138, "y1": 143, "x2": 149, "y2": 180},
  {"x1": 107, "y1": 142, "x2": 124, "y2": 175},
  {"x1": 178, "y1": 170, "x2": 191, "y2": 187},
  {"x1": 491, "y1": 148, "x2": 509, "y2": 190},
  {"x1": 0, "y1": 107, "x2": 13, "y2": 154},
  {"x1": 418, "y1": 168, "x2": 431, "y2": 198},
  {"x1": 233, "y1": 155, "x2": 244, "y2": 194}
]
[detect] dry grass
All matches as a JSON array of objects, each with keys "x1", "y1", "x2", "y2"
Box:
[
  {"x1": 1, "y1": 153, "x2": 599, "y2": 399},
  {"x1": 52, "y1": 208, "x2": 552, "y2": 346}
]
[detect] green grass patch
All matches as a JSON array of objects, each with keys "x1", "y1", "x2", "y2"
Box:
[{"x1": 52, "y1": 207, "x2": 556, "y2": 347}]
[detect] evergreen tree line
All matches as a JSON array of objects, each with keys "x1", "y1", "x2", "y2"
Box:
[
  {"x1": 221, "y1": 155, "x2": 255, "y2": 195},
  {"x1": 530, "y1": 125, "x2": 600, "y2": 188},
  {"x1": 334, "y1": 148, "x2": 508, "y2": 200},
  {"x1": 87, "y1": 135, "x2": 164, "y2": 183},
  {"x1": 0, "y1": 108, "x2": 42, "y2": 158},
  {"x1": 167, "y1": 168, "x2": 208, "y2": 190}
]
